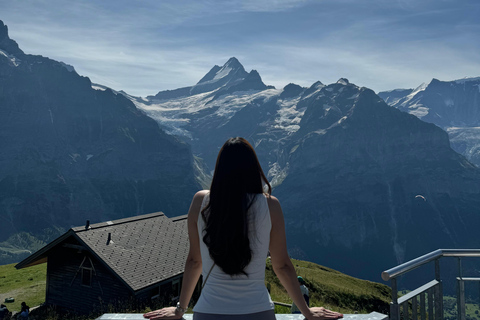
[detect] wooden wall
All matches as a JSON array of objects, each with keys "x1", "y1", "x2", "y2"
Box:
[{"x1": 46, "y1": 243, "x2": 131, "y2": 314}]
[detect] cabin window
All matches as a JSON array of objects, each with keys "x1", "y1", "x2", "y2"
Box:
[
  {"x1": 172, "y1": 278, "x2": 181, "y2": 297},
  {"x1": 81, "y1": 267, "x2": 92, "y2": 287}
]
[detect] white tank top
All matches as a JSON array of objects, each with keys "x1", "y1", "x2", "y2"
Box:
[{"x1": 193, "y1": 193, "x2": 274, "y2": 314}]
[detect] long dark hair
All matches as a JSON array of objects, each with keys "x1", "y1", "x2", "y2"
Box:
[{"x1": 202, "y1": 137, "x2": 271, "y2": 275}]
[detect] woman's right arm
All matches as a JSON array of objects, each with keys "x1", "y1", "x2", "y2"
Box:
[{"x1": 267, "y1": 195, "x2": 343, "y2": 320}]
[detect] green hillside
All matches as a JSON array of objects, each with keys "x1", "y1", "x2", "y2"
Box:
[{"x1": 266, "y1": 258, "x2": 391, "y2": 314}]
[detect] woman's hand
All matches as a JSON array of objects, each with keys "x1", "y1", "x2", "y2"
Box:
[
  {"x1": 306, "y1": 307, "x2": 343, "y2": 319},
  {"x1": 143, "y1": 307, "x2": 183, "y2": 319}
]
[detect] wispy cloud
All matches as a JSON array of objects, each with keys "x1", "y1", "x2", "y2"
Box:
[
  {"x1": 238, "y1": 0, "x2": 310, "y2": 12},
  {"x1": 1, "y1": 0, "x2": 479, "y2": 96}
]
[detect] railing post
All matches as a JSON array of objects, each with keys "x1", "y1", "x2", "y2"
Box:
[
  {"x1": 428, "y1": 288, "x2": 434, "y2": 319},
  {"x1": 402, "y1": 301, "x2": 409, "y2": 319},
  {"x1": 420, "y1": 292, "x2": 426, "y2": 320},
  {"x1": 390, "y1": 277, "x2": 400, "y2": 320},
  {"x1": 412, "y1": 296, "x2": 418, "y2": 319},
  {"x1": 434, "y1": 259, "x2": 443, "y2": 319},
  {"x1": 457, "y1": 258, "x2": 466, "y2": 320}
]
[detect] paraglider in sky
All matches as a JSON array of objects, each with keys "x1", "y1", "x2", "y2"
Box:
[{"x1": 415, "y1": 195, "x2": 426, "y2": 201}]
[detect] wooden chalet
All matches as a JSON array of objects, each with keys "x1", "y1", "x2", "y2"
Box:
[{"x1": 15, "y1": 212, "x2": 190, "y2": 313}]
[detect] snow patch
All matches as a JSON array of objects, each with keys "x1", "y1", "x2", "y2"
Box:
[
  {"x1": 213, "y1": 66, "x2": 232, "y2": 80},
  {"x1": 92, "y1": 84, "x2": 107, "y2": 91},
  {"x1": 412, "y1": 82, "x2": 428, "y2": 95},
  {"x1": 447, "y1": 126, "x2": 480, "y2": 132},
  {"x1": 131, "y1": 87, "x2": 280, "y2": 138},
  {"x1": 268, "y1": 162, "x2": 289, "y2": 188},
  {"x1": 396, "y1": 83, "x2": 428, "y2": 112},
  {"x1": 337, "y1": 116, "x2": 347, "y2": 124},
  {"x1": 274, "y1": 97, "x2": 304, "y2": 133},
  {"x1": 409, "y1": 105, "x2": 429, "y2": 118},
  {"x1": 303, "y1": 83, "x2": 325, "y2": 99},
  {"x1": 0, "y1": 49, "x2": 20, "y2": 66}
]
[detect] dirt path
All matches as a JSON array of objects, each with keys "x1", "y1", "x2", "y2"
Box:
[
  {"x1": 0, "y1": 281, "x2": 45, "y2": 313},
  {"x1": 0, "y1": 288, "x2": 23, "y2": 312}
]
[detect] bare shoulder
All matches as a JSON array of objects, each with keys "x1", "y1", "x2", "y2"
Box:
[
  {"x1": 266, "y1": 194, "x2": 281, "y2": 209},
  {"x1": 193, "y1": 189, "x2": 209, "y2": 201},
  {"x1": 188, "y1": 190, "x2": 209, "y2": 220},
  {"x1": 265, "y1": 194, "x2": 279, "y2": 203},
  {"x1": 266, "y1": 194, "x2": 283, "y2": 221}
]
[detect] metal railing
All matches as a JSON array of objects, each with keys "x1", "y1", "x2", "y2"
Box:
[{"x1": 382, "y1": 249, "x2": 480, "y2": 320}]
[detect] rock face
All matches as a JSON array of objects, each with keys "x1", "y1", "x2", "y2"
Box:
[
  {"x1": 130, "y1": 59, "x2": 480, "y2": 282},
  {"x1": 378, "y1": 77, "x2": 480, "y2": 167},
  {"x1": 0, "y1": 21, "x2": 200, "y2": 263},
  {"x1": 275, "y1": 87, "x2": 480, "y2": 280}
]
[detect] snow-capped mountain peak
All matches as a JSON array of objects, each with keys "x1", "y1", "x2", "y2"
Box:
[
  {"x1": 405, "y1": 82, "x2": 427, "y2": 100},
  {"x1": 150, "y1": 58, "x2": 267, "y2": 100},
  {"x1": 197, "y1": 57, "x2": 246, "y2": 85},
  {"x1": 223, "y1": 57, "x2": 244, "y2": 70},
  {"x1": 211, "y1": 59, "x2": 243, "y2": 81}
]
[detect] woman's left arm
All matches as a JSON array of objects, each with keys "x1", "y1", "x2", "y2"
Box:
[{"x1": 144, "y1": 190, "x2": 206, "y2": 319}]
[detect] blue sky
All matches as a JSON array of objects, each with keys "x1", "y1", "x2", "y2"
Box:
[{"x1": 1, "y1": 0, "x2": 479, "y2": 97}]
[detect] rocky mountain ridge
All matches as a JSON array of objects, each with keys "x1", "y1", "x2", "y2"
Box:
[{"x1": 0, "y1": 21, "x2": 201, "y2": 264}]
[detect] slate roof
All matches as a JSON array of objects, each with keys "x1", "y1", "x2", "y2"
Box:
[{"x1": 16, "y1": 212, "x2": 189, "y2": 293}]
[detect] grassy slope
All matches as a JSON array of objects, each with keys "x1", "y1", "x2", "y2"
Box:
[
  {"x1": 0, "y1": 263, "x2": 47, "y2": 313},
  {"x1": 443, "y1": 296, "x2": 480, "y2": 320},
  {"x1": 266, "y1": 258, "x2": 391, "y2": 315}
]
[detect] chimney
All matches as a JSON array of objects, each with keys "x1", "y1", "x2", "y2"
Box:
[
  {"x1": 85, "y1": 220, "x2": 90, "y2": 230},
  {"x1": 107, "y1": 232, "x2": 112, "y2": 245}
]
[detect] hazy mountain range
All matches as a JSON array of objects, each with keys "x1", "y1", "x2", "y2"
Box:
[{"x1": 1, "y1": 20, "x2": 479, "y2": 284}]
